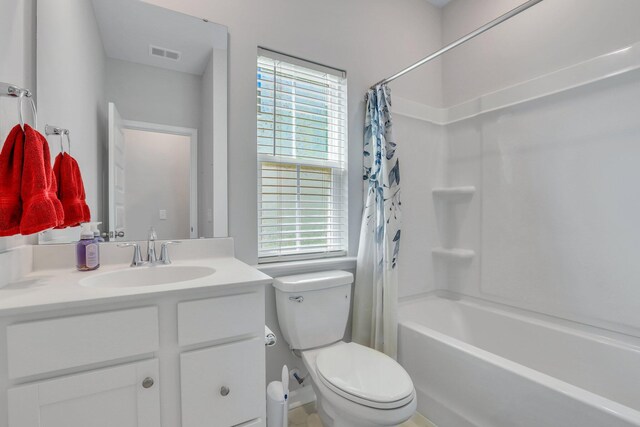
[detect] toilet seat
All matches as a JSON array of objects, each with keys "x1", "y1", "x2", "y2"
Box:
[{"x1": 315, "y1": 342, "x2": 415, "y2": 410}]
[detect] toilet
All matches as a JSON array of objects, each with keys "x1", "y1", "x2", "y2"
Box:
[{"x1": 273, "y1": 271, "x2": 417, "y2": 427}]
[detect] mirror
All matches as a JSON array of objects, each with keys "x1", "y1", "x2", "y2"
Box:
[{"x1": 36, "y1": 0, "x2": 228, "y2": 243}]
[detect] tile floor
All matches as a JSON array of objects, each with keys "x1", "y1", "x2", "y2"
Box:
[{"x1": 288, "y1": 403, "x2": 436, "y2": 427}]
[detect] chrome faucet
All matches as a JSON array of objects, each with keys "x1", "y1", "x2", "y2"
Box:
[
  {"x1": 118, "y1": 228, "x2": 181, "y2": 267},
  {"x1": 118, "y1": 242, "x2": 146, "y2": 267},
  {"x1": 147, "y1": 227, "x2": 157, "y2": 264},
  {"x1": 158, "y1": 241, "x2": 181, "y2": 264}
]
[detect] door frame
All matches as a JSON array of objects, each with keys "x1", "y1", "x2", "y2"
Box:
[{"x1": 121, "y1": 120, "x2": 199, "y2": 239}]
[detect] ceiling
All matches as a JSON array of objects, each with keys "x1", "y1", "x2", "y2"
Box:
[
  {"x1": 91, "y1": 0, "x2": 227, "y2": 75},
  {"x1": 426, "y1": 0, "x2": 452, "y2": 7}
]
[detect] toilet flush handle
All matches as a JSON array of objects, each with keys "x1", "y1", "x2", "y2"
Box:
[{"x1": 289, "y1": 296, "x2": 304, "y2": 303}]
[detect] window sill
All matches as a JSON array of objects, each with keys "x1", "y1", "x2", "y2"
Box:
[{"x1": 256, "y1": 256, "x2": 357, "y2": 278}]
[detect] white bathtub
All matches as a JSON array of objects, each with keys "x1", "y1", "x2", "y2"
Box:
[{"x1": 398, "y1": 294, "x2": 640, "y2": 427}]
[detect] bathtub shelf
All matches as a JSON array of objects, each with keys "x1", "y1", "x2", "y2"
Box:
[
  {"x1": 432, "y1": 186, "x2": 476, "y2": 201},
  {"x1": 432, "y1": 247, "x2": 475, "y2": 260}
]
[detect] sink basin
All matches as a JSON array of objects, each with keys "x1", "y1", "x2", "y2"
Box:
[{"x1": 80, "y1": 265, "x2": 216, "y2": 288}]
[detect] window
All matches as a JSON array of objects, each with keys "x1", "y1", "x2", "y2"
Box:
[{"x1": 257, "y1": 48, "x2": 348, "y2": 262}]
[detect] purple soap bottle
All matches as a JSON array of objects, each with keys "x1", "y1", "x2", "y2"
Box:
[{"x1": 77, "y1": 223, "x2": 100, "y2": 271}]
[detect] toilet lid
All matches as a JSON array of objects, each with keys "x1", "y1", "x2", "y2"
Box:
[{"x1": 315, "y1": 342, "x2": 415, "y2": 409}]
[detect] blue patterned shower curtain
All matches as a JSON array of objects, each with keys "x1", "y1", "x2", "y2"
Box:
[{"x1": 352, "y1": 84, "x2": 401, "y2": 359}]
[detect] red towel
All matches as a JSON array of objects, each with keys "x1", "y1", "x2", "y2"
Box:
[
  {"x1": 0, "y1": 125, "x2": 25, "y2": 237},
  {"x1": 53, "y1": 152, "x2": 91, "y2": 228},
  {"x1": 19, "y1": 124, "x2": 64, "y2": 235}
]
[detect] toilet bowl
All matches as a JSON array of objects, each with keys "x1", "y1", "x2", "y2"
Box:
[
  {"x1": 302, "y1": 342, "x2": 417, "y2": 427},
  {"x1": 273, "y1": 271, "x2": 417, "y2": 427}
]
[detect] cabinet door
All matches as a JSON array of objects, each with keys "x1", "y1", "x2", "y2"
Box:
[
  {"x1": 181, "y1": 338, "x2": 264, "y2": 427},
  {"x1": 8, "y1": 359, "x2": 160, "y2": 427}
]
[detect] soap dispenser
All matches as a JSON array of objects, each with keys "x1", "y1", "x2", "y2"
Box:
[
  {"x1": 77, "y1": 223, "x2": 100, "y2": 271},
  {"x1": 90, "y1": 221, "x2": 105, "y2": 242}
]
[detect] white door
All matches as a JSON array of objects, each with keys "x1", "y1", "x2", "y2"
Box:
[
  {"x1": 108, "y1": 102, "x2": 127, "y2": 241},
  {"x1": 181, "y1": 338, "x2": 263, "y2": 427},
  {"x1": 8, "y1": 359, "x2": 161, "y2": 427}
]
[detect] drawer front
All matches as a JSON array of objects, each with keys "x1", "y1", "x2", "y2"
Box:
[
  {"x1": 7, "y1": 307, "x2": 159, "y2": 379},
  {"x1": 177, "y1": 291, "x2": 263, "y2": 346},
  {"x1": 180, "y1": 337, "x2": 264, "y2": 427}
]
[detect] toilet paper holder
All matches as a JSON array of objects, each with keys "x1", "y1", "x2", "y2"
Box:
[{"x1": 265, "y1": 325, "x2": 277, "y2": 347}]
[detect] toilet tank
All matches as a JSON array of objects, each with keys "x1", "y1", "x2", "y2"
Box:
[{"x1": 273, "y1": 271, "x2": 353, "y2": 350}]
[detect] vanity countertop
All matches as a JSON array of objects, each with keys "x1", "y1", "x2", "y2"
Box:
[{"x1": 0, "y1": 239, "x2": 272, "y2": 316}]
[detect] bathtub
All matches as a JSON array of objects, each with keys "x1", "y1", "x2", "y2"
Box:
[{"x1": 397, "y1": 294, "x2": 640, "y2": 427}]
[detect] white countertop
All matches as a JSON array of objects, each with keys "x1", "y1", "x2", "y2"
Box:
[{"x1": 0, "y1": 239, "x2": 273, "y2": 316}]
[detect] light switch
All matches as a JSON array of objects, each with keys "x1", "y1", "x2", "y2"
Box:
[{"x1": 159, "y1": 209, "x2": 167, "y2": 220}]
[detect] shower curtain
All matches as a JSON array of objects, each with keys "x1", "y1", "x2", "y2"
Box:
[{"x1": 352, "y1": 84, "x2": 401, "y2": 359}]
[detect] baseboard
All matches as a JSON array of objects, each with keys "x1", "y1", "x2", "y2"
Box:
[{"x1": 288, "y1": 385, "x2": 316, "y2": 409}]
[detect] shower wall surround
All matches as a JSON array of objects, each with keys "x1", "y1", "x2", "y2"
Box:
[
  {"x1": 445, "y1": 56, "x2": 640, "y2": 335},
  {"x1": 398, "y1": 0, "x2": 640, "y2": 337},
  {"x1": 395, "y1": 116, "x2": 446, "y2": 298}
]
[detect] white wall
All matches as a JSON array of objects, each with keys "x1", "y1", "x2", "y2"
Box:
[
  {"x1": 37, "y1": 0, "x2": 107, "y2": 225},
  {"x1": 0, "y1": 0, "x2": 35, "y2": 135},
  {"x1": 439, "y1": 0, "x2": 640, "y2": 336},
  {"x1": 105, "y1": 58, "x2": 203, "y2": 130},
  {"x1": 0, "y1": 0, "x2": 36, "y2": 251},
  {"x1": 123, "y1": 129, "x2": 191, "y2": 240}
]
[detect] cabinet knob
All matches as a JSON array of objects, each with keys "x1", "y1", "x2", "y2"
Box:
[
  {"x1": 220, "y1": 385, "x2": 230, "y2": 396},
  {"x1": 142, "y1": 377, "x2": 155, "y2": 389}
]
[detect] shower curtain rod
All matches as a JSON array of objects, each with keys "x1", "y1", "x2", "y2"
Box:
[{"x1": 369, "y1": 0, "x2": 544, "y2": 90}]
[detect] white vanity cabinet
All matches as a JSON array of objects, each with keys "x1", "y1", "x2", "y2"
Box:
[{"x1": 0, "y1": 284, "x2": 267, "y2": 427}]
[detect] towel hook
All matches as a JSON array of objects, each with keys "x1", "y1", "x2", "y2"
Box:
[
  {"x1": 65, "y1": 131, "x2": 71, "y2": 155},
  {"x1": 17, "y1": 95, "x2": 37, "y2": 131},
  {"x1": 17, "y1": 96, "x2": 25, "y2": 130},
  {"x1": 0, "y1": 82, "x2": 36, "y2": 131},
  {"x1": 45, "y1": 125, "x2": 70, "y2": 154}
]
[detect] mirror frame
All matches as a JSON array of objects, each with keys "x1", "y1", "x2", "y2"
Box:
[{"x1": 210, "y1": 45, "x2": 228, "y2": 238}]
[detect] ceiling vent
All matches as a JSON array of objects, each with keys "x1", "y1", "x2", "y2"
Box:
[{"x1": 149, "y1": 45, "x2": 181, "y2": 61}]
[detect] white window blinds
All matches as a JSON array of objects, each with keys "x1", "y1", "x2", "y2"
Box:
[{"x1": 257, "y1": 49, "x2": 348, "y2": 262}]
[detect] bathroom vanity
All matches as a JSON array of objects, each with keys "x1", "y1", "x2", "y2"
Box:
[{"x1": 0, "y1": 238, "x2": 271, "y2": 427}]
